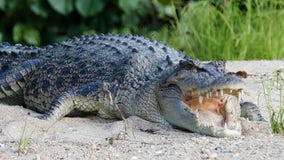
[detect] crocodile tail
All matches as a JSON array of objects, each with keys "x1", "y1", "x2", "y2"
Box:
[{"x1": 0, "y1": 42, "x2": 43, "y2": 102}]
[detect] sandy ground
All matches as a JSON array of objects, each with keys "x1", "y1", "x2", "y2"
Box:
[{"x1": 1, "y1": 60, "x2": 284, "y2": 160}]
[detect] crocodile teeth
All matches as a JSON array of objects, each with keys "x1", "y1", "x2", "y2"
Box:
[
  {"x1": 220, "y1": 89, "x2": 224, "y2": 96},
  {"x1": 224, "y1": 123, "x2": 228, "y2": 129},
  {"x1": 238, "y1": 90, "x2": 245, "y2": 102},
  {"x1": 195, "y1": 110, "x2": 199, "y2": 118},
  {"x1": 241, "y1": 90, "x2": 244, "y2": 95},
  {"x1": 199, "y1": 96, "x2": 203, "y2": 104},
  {"x1": 206, "y1": 93, "x2": 209, "y2": 98}
]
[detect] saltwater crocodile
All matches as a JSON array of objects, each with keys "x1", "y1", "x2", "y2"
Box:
[{"x1": 0, "y1": 34, "x2": 263, "y2": 137}]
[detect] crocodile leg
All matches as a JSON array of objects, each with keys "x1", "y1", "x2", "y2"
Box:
[
  {"x1": 240, "y1": 101, "x2": 265, "y2": 121},
  {"x1": 37, "y1": 82, "x2": 117, "y2": 121},
  {"x1": 0, "y1": 59, "x2": 42, "y2": 104}
]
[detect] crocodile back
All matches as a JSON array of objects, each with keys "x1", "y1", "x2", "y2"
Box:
[{"x1": 23, "y1": 34, "x2": 187, "y2": 113}]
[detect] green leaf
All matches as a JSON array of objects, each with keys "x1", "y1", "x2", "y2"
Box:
[
  {"x1": 157, "y1": 0, "x2": 182, "y2": 6},
  {"x1": 47, "y1": 0, "x2": 73, "y2": 16},
  {"x1": 6, "y1": 0, "x2": 22, "y2": 11},
  {"x1": 13, "y1": 24, "x2": 24, "y2": 42},
  {"x1": 30, "y1": 3, "x2": 48, "y2": 18},
  {"x1": 152, "y1": 0, "x2": 176, "y2": 18},
  {"x1": 0, "y1": 32, "x2": 3, "y2": 42},
  {"x1": 13, "y1": 24, "x2": 40, "y2": 45},
  {"x1": 121, "y1": 13, "x2": 139, "y2": 28},
  {"x1": 118, "y1": 0, "x2": 140, "y2": 14},
  {"x1": 136, "y1": 0, "x2": 152, "y2": 16},
  {"x1": 75, "y1": 0, "x2": 105, "y2": 18},
  {"x1": 0, "y1": 0, "x2": 5, "y2": 11},
  {"x1": 24, "y1": 29, "x2": 40, "y2": 45}
]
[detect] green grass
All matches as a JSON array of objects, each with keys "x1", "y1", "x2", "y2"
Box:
[
  {"x1": 262, "y1": 70, "x2": 284, "y2": 134},
  {"x1": 152, "y1": 0, "x2": 284, "y2": 60},
  {"x1": 18, "y1": 121, "x2": 29, "y2": 154}
]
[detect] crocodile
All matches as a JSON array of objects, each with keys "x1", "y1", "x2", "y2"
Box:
[{"x1": 0, "y1": 34, "x2": 263, "y2": 137}]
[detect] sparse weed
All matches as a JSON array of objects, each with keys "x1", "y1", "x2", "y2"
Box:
[
  {"x1": 262, "y1": 70, "x2": 284, "y2": 134},
  {"x1": 17, "y1": 121, "x2": 29, "y2": 154}
]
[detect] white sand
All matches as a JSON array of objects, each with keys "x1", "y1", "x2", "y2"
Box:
[{"x1": 1, "y1": 60, "x2": 284, "y2": 159}]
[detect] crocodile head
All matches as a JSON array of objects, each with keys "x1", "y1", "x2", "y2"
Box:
[{"x1": 158, "y1": 60, "x2": 244, "y2": 137}]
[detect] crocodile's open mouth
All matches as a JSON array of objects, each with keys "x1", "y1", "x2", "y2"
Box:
[
  {"x1": 183, "y1": 88, "x2": 243, "y2": 130},
  {"x1": 163, "y1": 61, "x2": 246, "y2": 137}
]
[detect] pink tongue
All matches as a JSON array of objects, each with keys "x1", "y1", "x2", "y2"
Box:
[
  {"x1": 184, "y1": 95, "x2": 230, "y2": 118},
  {"x1": 217, "y1": 95, "x2": 229, "y2": 105}
]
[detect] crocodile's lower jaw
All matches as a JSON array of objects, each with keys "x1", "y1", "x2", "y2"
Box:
[{"x1": 195, "y1": 109, "x2": 242, "y2": 137}]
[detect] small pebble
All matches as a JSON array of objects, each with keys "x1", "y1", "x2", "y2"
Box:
[
  {"x1": 155, "y1": 150, "x2": 164, "y2": 156},
  {"x1": 36, "y1": 154, "x2": 40, "y2": 160},
  {"x1": 233, "y1": 153, "x2": 239, "y2": 157},
  {"x1": 0, "y1": 143, "x2": 4, "y2": 148},
  {"x1": 209, "y1": 153, "x2": 218, "y2": 159}
]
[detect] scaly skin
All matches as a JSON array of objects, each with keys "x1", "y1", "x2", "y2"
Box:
[{"x1": 0, "y1": 34, "x2": 263, "y2": 137}]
